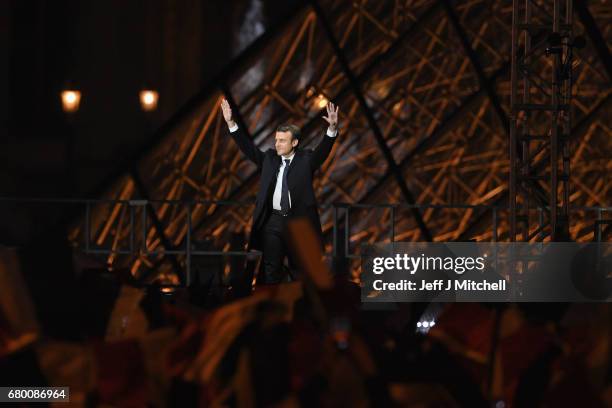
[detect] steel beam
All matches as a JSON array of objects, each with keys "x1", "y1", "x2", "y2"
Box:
[
  {"x1": 130, "y1": 167, "x2": 184, "y2": 282},
  {"x1": 574, "y1": 2, "x2": 612, "y2": 81},
  {"x1": 310, "y1": 0, "x2": 433, "y2": 241},
  {"x1": 359, "y1": 62, "x2": 510, "y2": 205},
  {"x1": 442, "y1": 0, "x2": 509, "y2": 132},
  {"x1": 457, "y1": 93, "x2": 611, "y2": 241}
]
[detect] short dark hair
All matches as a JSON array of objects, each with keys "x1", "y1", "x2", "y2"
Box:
[{"x1": 276, "y1": 124, "x2": 301, "y2": 142}]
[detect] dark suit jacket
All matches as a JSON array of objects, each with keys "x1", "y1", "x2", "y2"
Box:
[{"x1": 229, "y1": 126, "x2": 337, "y2": 251}]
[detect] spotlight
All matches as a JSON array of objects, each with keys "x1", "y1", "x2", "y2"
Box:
[
  {"x1": 415, "y1": 303, "x2": 444, "y2": 334},
  {"x1": 316, "y1": 94, "x2": 328, "y2": 109}
]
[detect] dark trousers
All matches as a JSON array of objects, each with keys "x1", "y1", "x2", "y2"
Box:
[{"x1": 260, "y1": 212, "x2": 296, "y2": 284}]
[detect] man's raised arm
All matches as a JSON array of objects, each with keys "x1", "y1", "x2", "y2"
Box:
[
  {"x1": 221, "y1": 98, "x2": 264, "y2": 168},
  {"x1": 310, "y1": 101, "x2": 339, "y2": 171}
]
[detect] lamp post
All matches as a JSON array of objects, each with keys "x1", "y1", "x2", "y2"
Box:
[
  {"x1": 60, "y1": 88, "x2": 81, "y2": 195},
  {"x1": 60, "y1": 89, "x2": 81, "y2": 113},
  {"x1": 139, "y1": 89, "x2": 159, "y2": 140},
  {"x1": 139, "y1": 89, "x2": 159, "y2": 112}
]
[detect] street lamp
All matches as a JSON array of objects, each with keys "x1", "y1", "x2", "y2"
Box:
[
  {"x1": 60, "y1": 89, "x2": 81, "y2": 113},
  {"x1": 139, "y1": 89, "x2": 159, "y2": 112},
  {"x1": 60, "y1": 88, "x2": 81, "y2": 195}
]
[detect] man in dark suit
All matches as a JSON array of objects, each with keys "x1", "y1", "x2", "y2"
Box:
[{"x1": 221, "y1": 98, "x2": 339, "y2": 284}]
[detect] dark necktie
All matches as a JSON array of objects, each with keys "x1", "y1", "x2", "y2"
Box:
[{"x1": 280, "y1": 159, "x2": 290, "y2": 214}]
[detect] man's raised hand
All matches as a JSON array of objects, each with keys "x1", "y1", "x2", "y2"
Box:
[
  {"x1": 221, "y1": 99, "x2": 236, "y2": 127},
  {"x1": 322, "y1": 101, "x2": 339, "y2": 132}
]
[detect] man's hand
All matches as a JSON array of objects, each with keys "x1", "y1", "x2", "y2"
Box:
[
  {"x1": 322, "y1": 101, "x2": 339, "y2": 132},
  {"x1": 221, "y1": 99, "x2": 236, "y2": 128}
]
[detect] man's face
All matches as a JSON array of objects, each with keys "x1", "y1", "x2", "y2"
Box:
[{"x1": 275, "y1": 131, "x2": 298, "y2": 156}]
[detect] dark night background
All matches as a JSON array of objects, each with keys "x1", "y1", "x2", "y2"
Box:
[{"x1": 1, "y1": 0, "x2": 301, "y2": 245}]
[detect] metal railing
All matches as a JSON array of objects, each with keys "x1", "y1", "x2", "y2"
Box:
[{"x1": 2, "y1": 198, "x2": 610, "y2": 284}]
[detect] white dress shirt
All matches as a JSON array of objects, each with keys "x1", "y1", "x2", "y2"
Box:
[
  {"x1": 272, "y1": 153, "x2": 295, "y2": 210},
  {"x1": 229, "y1": 124, "x2": 338, "y2": 210}
]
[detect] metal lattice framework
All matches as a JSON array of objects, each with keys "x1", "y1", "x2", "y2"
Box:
[
  {"x1": 510, "y1": 0, "x2": 579, "y2": 241},
  {"x1": 70, "y1": 0, "x2": 611, "y2": 283}
]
